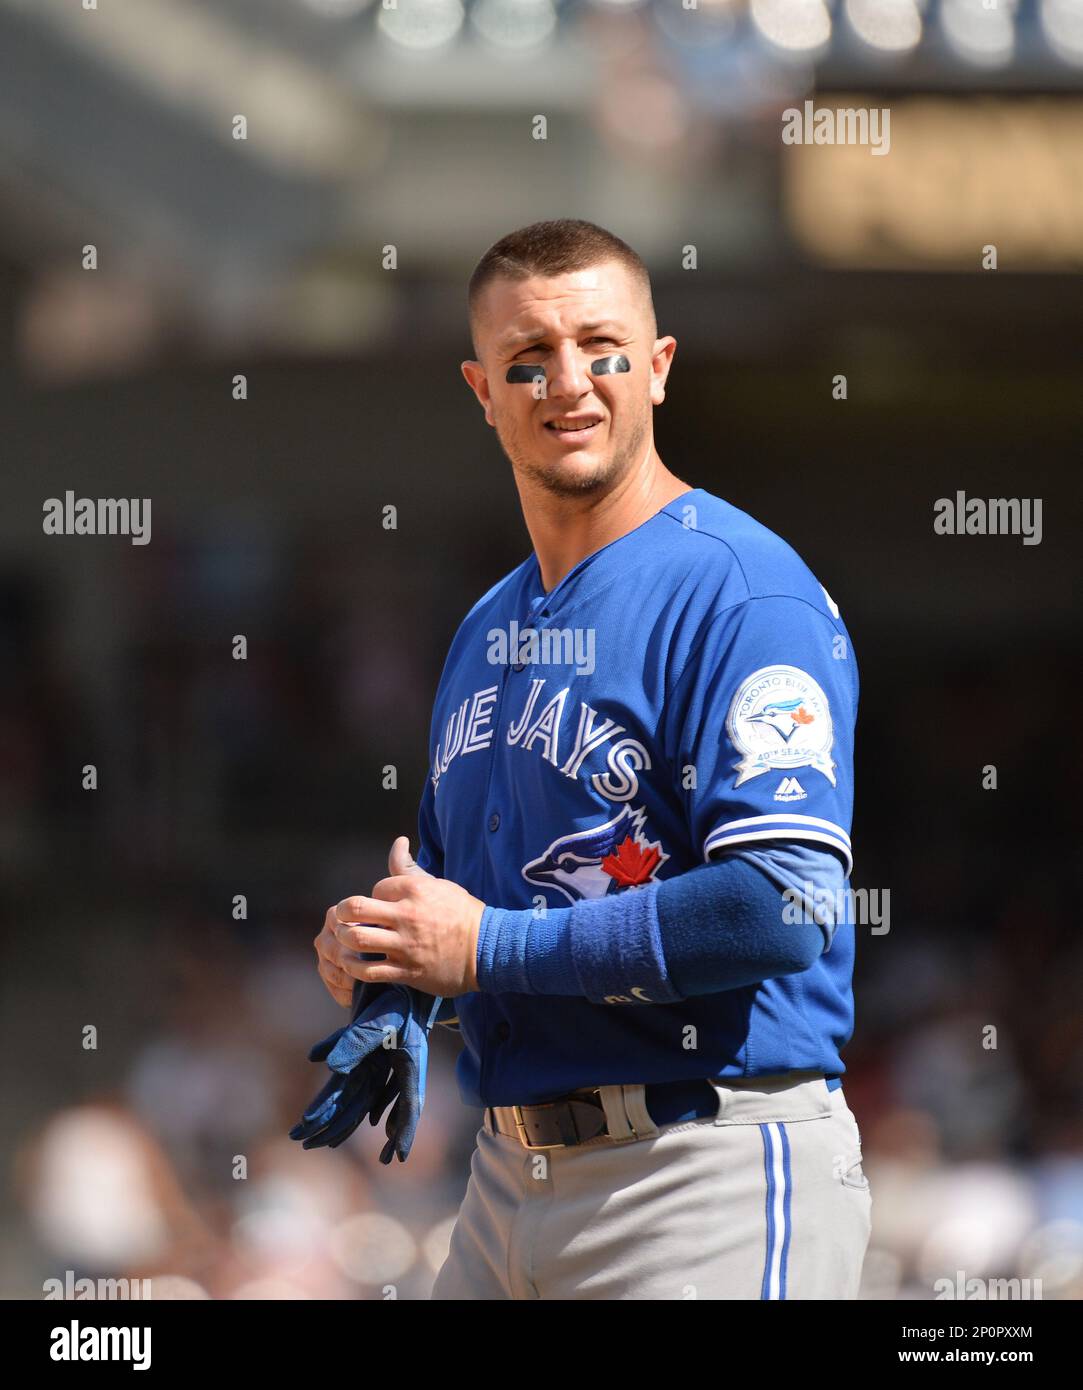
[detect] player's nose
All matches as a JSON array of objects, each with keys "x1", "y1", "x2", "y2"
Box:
[{"x1": 545, "y1": 341, "x2": 592, "y2": 400}]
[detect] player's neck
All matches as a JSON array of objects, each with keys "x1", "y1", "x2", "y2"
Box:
[{"x1": 521, "y1": 450, "x2": 692, "y2": 593}]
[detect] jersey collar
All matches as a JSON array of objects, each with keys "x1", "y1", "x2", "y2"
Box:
[{"x1": 521, "y1": 487, "x2": 702, "y2": 621}]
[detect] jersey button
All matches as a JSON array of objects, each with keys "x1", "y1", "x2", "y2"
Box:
[
  {"x1": 512, "y1": 660, "x2": 526, "y2": 672},
  {"x1": 488, "y1": 812, "x2": 500, "y2": 832},
  {"x1": 495, "y1": 1022, "x2": 511, "y2": 1042}
]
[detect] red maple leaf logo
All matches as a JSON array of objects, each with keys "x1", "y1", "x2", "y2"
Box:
[{"x1": 601, "y1": 835, "x2": 661, "y2": 888}]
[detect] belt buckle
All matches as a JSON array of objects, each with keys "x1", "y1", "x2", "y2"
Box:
[
  {"x1": 512, "y1": 1103, "x2": 570, "y2": 1151},
  {"x1": 511, "y1": 1089, "x2": 606, "y2": 1156}
]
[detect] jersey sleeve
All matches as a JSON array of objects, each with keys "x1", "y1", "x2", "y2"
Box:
[
  {"x1": 415, "y1": 770, "x2": 444, "y2": 878},
  {"x1": 417, "y1": 772, "x2": 463, "y2": 1028},
  {"x1": 662, "y1": 595, "x2": 857, "y2": 874}
]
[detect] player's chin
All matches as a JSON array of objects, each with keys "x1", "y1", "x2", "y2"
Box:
[
  {"x1": 534, "y1": 457, "x2": 616, "y2": 498},
  {"x1": 538, "y1": 436, "x2": 609, "y2": 482}
]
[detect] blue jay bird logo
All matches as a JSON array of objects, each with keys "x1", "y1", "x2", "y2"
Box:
[
  {"x1": 748, "y1": 697, "x2": 816, "y2": 745},
  {"x1": 521, "y1": 806, "x2": 668, "y2": 905}
]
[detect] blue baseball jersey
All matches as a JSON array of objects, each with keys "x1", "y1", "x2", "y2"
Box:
[{"x1": 417, "y1": 487, "x2": 859, "y2": 1107}]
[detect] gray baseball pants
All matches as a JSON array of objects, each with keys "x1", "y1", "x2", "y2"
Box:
[{"x1": 431, "y1": 1072, "x2": 871, "y2": 1300}]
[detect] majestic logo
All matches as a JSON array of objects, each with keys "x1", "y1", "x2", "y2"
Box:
[
  {"x1": 774, "y1": 776, "x2": 807, "y2": 802},
  {"x1": 727, "y1": 665, "x2": 836, "y2": 788},
  {"x1": 521, "y1": 806, "x2": 668, "y2": 904}
]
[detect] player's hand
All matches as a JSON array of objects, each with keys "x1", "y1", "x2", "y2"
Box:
[
  {"x1": 314, "y1": 904, "x2": 357, "y2": 1007},
  {"x1": 332, "y1": 837, "x2": 484, "y2": 999}
]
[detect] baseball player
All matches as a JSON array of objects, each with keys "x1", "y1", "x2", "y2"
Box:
[{"x1": 293, "y1": 219, "x2": 871, "y2": 1300}]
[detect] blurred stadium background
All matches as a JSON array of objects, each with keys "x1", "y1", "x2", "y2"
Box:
[{"x1": 2, "y1": 0, "x2": 1082, "y2": 1300}]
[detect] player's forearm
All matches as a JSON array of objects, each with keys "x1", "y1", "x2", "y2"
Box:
[{"x1": 476, "y1": 853, "x2": 824, "y2": 1004}]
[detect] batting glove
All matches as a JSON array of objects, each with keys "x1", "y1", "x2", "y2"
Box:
[{"x1": 290, "y1": 981, "x2": 442, "y2": 1163}]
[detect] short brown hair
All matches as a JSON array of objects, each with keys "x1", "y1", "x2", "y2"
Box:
[{"x1": 467, "y1": 218, "x2": 656, "y2": 353}]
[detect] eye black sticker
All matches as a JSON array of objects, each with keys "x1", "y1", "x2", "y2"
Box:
[{"x1": 505, "y1": 355, "x2": 630, "y2": 383}]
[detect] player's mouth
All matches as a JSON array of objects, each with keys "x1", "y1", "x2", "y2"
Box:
[{"x1": 542, "y1": 413, "x2": 605, "y2": 446}]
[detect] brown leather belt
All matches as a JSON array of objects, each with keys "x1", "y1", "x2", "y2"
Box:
[
  {"x1": 491, "y1": 1094, "x2": 613, "y2": 1150},
  {"x1": 486, "y1": 1073, "x2": 834, "y2": 1150},
  {"x1": 487, "y1": 1077, "x2": 720, "y2": 1150}
]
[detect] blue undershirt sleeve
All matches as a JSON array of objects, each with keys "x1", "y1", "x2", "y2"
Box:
[{"x1": 476, "y1": 841, "x2": 846, "y2": 1004}]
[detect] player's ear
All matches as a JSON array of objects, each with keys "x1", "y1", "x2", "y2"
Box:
[
  {"x1": 649, "y1": 336, "x2": 677, "y2": 407},
  {"x1": 461, "y1": 359, "x2": 495, "y2": 427}
]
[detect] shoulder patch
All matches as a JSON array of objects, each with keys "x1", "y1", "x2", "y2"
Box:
[{"x1": 727, "y1": 665, "x2": 836, "y2": 788}]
